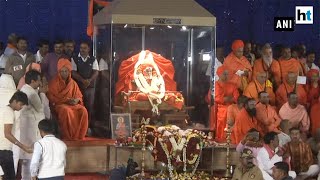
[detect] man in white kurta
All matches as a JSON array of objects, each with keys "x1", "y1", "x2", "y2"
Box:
[{"x1": 19, "y1": 70, "x2": 45, "y2": 180}]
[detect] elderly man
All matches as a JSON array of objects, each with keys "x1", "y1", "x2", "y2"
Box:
[
  {"x1": 283, "y1": 127, "x2": 320, "y2": 179},
  {"x1": 256, "y1": 132, "x2": 296, "y2": 180},
  {"x1": 233, "y1": 98, "x2": 263, "y2": 144},
  {"x1": 223, "y1": 40, "x2": 252, "y2": 91},
  {"x1": 256, "y1": 91, "x2": 281, "y2": 134},
  {"x1": 276, "y1": 72, "x2": 307, "y2": 109},
  {"x1": 279, "y1": 92, "x2": 310, "y2": 133},
  {"x1": 253, "y1": 43, "x2": 281, "y2": 89},
  {"x1": 232, "y1": 148, "x2": 263, "y2": 180}
]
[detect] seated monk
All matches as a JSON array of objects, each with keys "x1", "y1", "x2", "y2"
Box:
[
  {"x1": 243, "y1": 71, "x2": 276, "y2": 106},
  {"x1": 227, "y1": 95, "x2": 247, "y2": 144},
  {"x1": 256, "y1": 91, "x2": 281, "y2": 134},
  {"x1": 279, "y1": 92, "x2": 310, "y2": 133},
  {"x1": 223, "y1": 40, "x2": 252, "y2": 92},
  {"x1": 233, "y1": 98, "x2": 263, "y2": 144},
  {"x1": 210, "y1": 65, "x2": 239, "y2": 142},
  {"x1": 253, "y1": 43, "x2": 281, "y2": 89},
  {"x1": 306, "y1": 69, "x2": 319, "y2": 108},
  {"x1": 283, "y1": 127, "x2": 320, "y2": 179},
  {"x1": 276, "y1": 72, "x2": 307, "y2": 109},
  {"x1": 278, "y1": 46, "x2": 305, "y2": 82},
  {"x1": 47, "y1": 59, "x2": 88, "y2": 140}
]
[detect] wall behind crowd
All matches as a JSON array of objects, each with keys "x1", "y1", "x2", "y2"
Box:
[{"x1": 0, "y1": 0, "x2": 319, "y2": 58}]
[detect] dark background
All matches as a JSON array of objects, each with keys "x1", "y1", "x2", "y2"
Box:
[{"x1": 0, "y1": 0, "x2": 319, "y2": 56}]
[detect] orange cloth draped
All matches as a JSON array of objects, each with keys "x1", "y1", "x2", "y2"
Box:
[
  {"x1": 223, "y1": 53, "x2": 252, "y2": 90},
  {"x1": 279, "y1": 102, "x2": 310, "y2": 132},
  {"x1": 243, "y1": 80, "x2": 276, "y2": 106},
  {"x1": 255, "y1": 102, "x2": 281, "y2": 134},
  {"x1": 227, "y1": 104, "x2": 242, "y2": 144},
  {"x1": 233, "y1": 109, "x2": 263, "y2": 144},
  {"x1": 306, "y1": 85, "x2": 320, "y2": 107},
  {"x1": 212, "y1": 81, "x2": 239, "y2": 142},
  {"x1": 48, "y1": 59, "x2": 88, "y2": 140},
  {"x1": 17, "y1": 63, "x2": 41, "y2": 90},
  {"x1": 275, "y1": 83, "x2": 307, "y2": 109},
  {"x1": 87, "y1": 0, "x2": 109, "y2": 37},
  {"x1": 278, "y1": 58, "x2": 304, "y2": 81},
  {"x1": 310, "y1": 102, "x2": 320, "y2": 137},
  {"x1": 115, "y1": 50, "x2": 183, "y2": 109},
  {"x1": 253, "y1": 59, "x2": 281, "y2": 87}
]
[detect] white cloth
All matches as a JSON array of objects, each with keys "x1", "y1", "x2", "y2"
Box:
[
  {"x1": 278, "y1": 132, "x2": 291, "y2": 147},
  {"x1": 305, "y1": 63, "x2": 320, "y2": 72},
  {"x1": 0, "y1": 165, "x2": 3, "y2": 176},
  {"x1": 0, "y1": 54, "x2": 8, "y2": 69},
  {"x1": 21, "y1": 159, "x2": 31, "y2": 180},
  {"x1": 0, "y1": 106, "x2": 15, "y2": 150},
  {"x1": 299, "y1": 164, "x2": 320, "y2": 177},
  {"x1": 18, "y1": 53, "x2": 27, "y2": 62},
  {"x1": 39, "y1": 92, "x2": 51, "y2": 119},
  {"x1": 4, "y1": 46, "x2": 15, "y2": 56},
  {"x1": 30, "y1": 135, "x2": 67, "y2": 178},
  {"x1": 206, "y1": 57, "x2": 222, "y2": 81},
  {"x1": 99, "y1": 58, "x2": 108, "y2": 71},
  {"x1": 19, "y1": 84, "x2": 44, "y2": 159},
  {"x1": 71, "y1": 53, "x2": 99, "y2": 71},
  {"x1": 35, "y1": 50, "x2": 44, "y2": 64}
]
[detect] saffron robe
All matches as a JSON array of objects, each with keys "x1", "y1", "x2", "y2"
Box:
[
  {"x1": 213, "y1": 81, "x2": 239, "y2": 142},
  {"x1": 255, "y1": 102, "x2": 281, "y2": 134},
  {"x1": 48, "y1": 60, "x2": 88, "y2": 140},
  {"x1": 243, "y1": 80, "x2": 276, "y2": 106},
  {"x1": 233, "y1": 109, "x2": 262, "y2": 144},
  {"x1": 279, "y1": 102, "x2": 310, "y2": 132},
  {"x1": 278, "y1": 58, "x2": 304, "y2": 82},
  {"x1": 310, "y1": 102, "x2": 320, "y2": 137},
  {"x1": 223, "y1": 53, "x2": 252, "y2": 90},
  {"x1": 227, "y1": 104, "x2": 242, "y2": 144},
  {"x1": 275, "y1": 83, "x2": 307, "y2": 109},
  {"x1": 253, "y1": 59, "x2": 281, "y2": 88},
  {"x1": 306, "y1": 84, "x2": 320, "y2": 107}
]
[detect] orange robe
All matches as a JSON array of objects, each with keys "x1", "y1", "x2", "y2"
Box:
[
  {"x1": 310, "y1": 102, "x2": 320, "y2": 137},
  {"x1": 306, "y1": 85, "x2": 320, "y2": 107},
  {"x1": 48, "y1": 61, "x2": 88, "y2": 140},
  {"x1": 211, "y1": 81, "x2": 239, "y2": 142},
  {"x1": 243, "y1": 80, "x2": 276, "y2": 106},
  {"x1": 255, "y1": 102, "x2": 281, "y2": 134},
  {"x1": 227, "y1": 104, "x2": 242, "y2": 144},
  {"x1": 253, "y1": 59, "x2": 281, "y2": 87},
  {"x1": 233, "y1": 109, "x2": 262, "y2": 144},
  {"x1": 223, "y1": 53, "x2": 252, "y2": 90},
  {"x1": 278, "y1": 58, "x2": 305, "y2": 81},
  {"x1": 276, "y1": 83, "x2": 307, "y2": 109}
]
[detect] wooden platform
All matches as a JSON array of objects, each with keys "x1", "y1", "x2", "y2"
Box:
[{"x1": 64, "y1": 138, "x2": 240, "y2": 174}]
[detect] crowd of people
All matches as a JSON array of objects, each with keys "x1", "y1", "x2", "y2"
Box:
[
  {"x1": 0, "y1": 33, "x2": 109, "y2": 179},
  {"x1": 210, "y1": 40, "x2": 320, "y2": 179}
]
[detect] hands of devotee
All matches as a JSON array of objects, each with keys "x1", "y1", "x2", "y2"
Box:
[
  {"x1": 68, "y1": 98, "x2": 80, "y2": 105},
  {"x1": 82, "y1": 79, "x2": 91, "y2": 88},
  {"x1": 39, "y1": 84, "x2": 48, "y2": 93},
  {"x1": 31, "y1": 177, "x2": 37, "y2": 180},
  {"x1": 23, "y1": 145, "x2": 33, "y2": 153}
]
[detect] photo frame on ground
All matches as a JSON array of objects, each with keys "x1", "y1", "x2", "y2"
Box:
[{"x1": 110, "y1": 113, "x2": 132, "y2": 139}]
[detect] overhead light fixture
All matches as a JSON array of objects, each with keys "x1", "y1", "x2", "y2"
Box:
[
  {"x1": 150, "y1": 27, "x2": 155, "y2": 30},
  {"x1": 202, "y1": 53, "x2": 211, "y2": 61},
  {"x1": 167, "y1": 25, "x2": 172, "y2": 29},
  {"x1": 124, "y1": 24, "x2": 128, "y2": 28},
  {"x1": 182, "y1": 26, "x2": 187, "y2": 30}
]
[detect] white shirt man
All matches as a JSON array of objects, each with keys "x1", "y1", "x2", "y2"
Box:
[{"x1": 30, "y1": 120, "x2": 67, "y2": 180}]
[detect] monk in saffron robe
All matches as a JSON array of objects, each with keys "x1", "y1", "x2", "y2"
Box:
[
  {"x1": 306, "y1": 69, "x2": 319, "y2": 107},
  {"x1": 226, "y1": 95, "x2": 247, "y2": 144},
  {"x1": 255, "y1": 91, "x2": 281, "y2": 134},
  {"x1": 310, "y1": 100, "x2": 320, "y2": 137},
  {"x1": 252, "y1": 43, "x2": 281, "y2": 89},
  {"x1": 223, "y1": 40, "x2": 252, "y2": 91},
  {"x1": 279, "y1": 93, "x2": 310, "y2": 133},
  {"x1": 243, "y1": 71, "x2": 276, "y2": 106},
  {"x1": 278, "y1": 47, "x2": 305, "y2": 82},
  {"x1": 210, "y1": 66, "x2": 239, "y2": 142},
  {"x1": 233, "y1": 98, "x2": 263, "y2": 144},
  {"x1": 48, "y1": 59, "x2": 88, "y2": 140},
  {"x1": 276, "y1": 72, "x2": 307, "y2": 109}
]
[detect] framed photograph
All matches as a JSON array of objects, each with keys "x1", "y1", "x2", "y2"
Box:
[{"x1": 110, "y1": 113, "x2": 132, "y2": 139}]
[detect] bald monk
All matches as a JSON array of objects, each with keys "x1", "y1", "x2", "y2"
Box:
[
  {"x1": 276, "y1": 72, "x2": 307, "y2": 109},
  {"x1": 223, "y1": 40, "x2": 252, "y2": 92},
  {"x1": 253, "y1": 43, "x2": 281, "y2": 89},
  {"x1": 212, "y1": 66, "x2": 239, "y2": 142},
  {"x1": 306, "y1": 69, "x2": 319, "y2": 107},
  {"x1": 243, "y1": 71, "x2": 276, "y2": 106},
  {"x1": 256, "y1": 91, "x2": 281, "y2": 134},
  {"x1": 233, "y1": 98, "x2": 263, "y2": 144},
  {"x1": 48, "y1": 59, "x2": 89, "y2": 140},
  {"x1": 279, "y1": 92, "x2": 310, "y2": 133},
  {"x1": 227, "y1": 95, "x2": 248, "y2": 144},
  {"x1": 278, "y1": 46, "x2": 305, "y2": 82}
]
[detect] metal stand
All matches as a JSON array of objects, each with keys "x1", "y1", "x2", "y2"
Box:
[
  {"x1": 224, "y1": 126, "x2": 232, "y2": 178},
  {"x1": 140, "y1": 124, "x2": 147, "y2": 178}
]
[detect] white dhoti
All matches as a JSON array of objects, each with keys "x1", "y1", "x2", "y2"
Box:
[{"x1": 299, "y1": 164, "x2": 320, "y2": 177}]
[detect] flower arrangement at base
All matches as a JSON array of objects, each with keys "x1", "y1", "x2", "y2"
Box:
[{"x1": 132, "y1": 125, "x2": 208, "y2": 179}]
